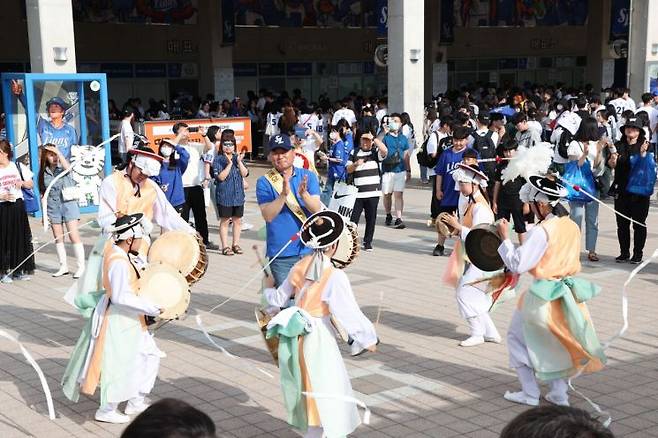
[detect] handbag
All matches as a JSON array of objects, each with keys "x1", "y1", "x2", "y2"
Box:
[
  {"x1": 626, "y1": 153, "x2": 657, "y2": 197},
  {"x1": 16, "y1": 162, "x2": 40, "y2": 213},
  {"x1": 61, "y1": 185, "x2": 82, "y2": 202},
  {"x1": 563, "y1": 160, "x2": 596, "y2": 203}
]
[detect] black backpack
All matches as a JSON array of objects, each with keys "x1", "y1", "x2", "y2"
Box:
[
  {"x1": 472, "y1": 130, "x2": 496, "y2": 177},
  {"x1": 417, "y1": 131, "x2": 440, "y2": 168},
  {"x1": 555, "y1": 127, "x2": 573, "y2": 160}
]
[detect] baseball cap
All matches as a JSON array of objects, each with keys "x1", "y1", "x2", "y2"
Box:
[
  {"x1": 268, "y1": 134, "x2": 293, "y2": 151},
  {"x1": 477, "y1": 111, "x2": 491, "y2": 124},
  {"x1": 46, "y1": 96, "x2": 69, "y2": 110}
]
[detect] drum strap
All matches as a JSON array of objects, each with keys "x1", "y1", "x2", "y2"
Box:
[{"x1": 264, "y1": 168, "x2": 309, "y2": 225}]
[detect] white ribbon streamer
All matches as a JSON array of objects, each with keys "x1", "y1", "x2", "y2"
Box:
[
  {"x1": 568, "y1": 248, "x2": 658, "y2": 428},
  {"x1": 0, "y1": 329, "x2": 55, "y2": 420},
  {"x1": 195, "y1": 315, "x2": 274, "y2": 379},
  {"x1": 302, "y1": 391, "x2": 371, "y2": 425}
]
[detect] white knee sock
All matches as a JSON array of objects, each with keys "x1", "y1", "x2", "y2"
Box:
[
  {"x1": 53, "y1": 243, "x2": 69, "y2": 276},
  {"x1": 73, "y1": 243, "x2": 85, "y2": 278},
  {"x1": 515, "y1": 365, "x2": 540, "y2": 399}
]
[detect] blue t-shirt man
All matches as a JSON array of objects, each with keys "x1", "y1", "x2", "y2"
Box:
[
  {"x1": 37, "y1": 117, "x2": 78, "y2": 160},
  {"x1": 382, "y1": 132, "x2": 409, "y2": 173},
  {"x1": 256, "y1": 134, "x2": 321, "y2": 286},
  {"x1": 435, "y1": 146, "x2": 478, "y2": 208}
]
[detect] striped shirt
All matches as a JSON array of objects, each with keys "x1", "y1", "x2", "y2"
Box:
[{"x1": 347, "y1": 147, "x2": 385, "y2": 198}]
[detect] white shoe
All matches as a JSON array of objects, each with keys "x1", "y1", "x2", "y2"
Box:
[
  {"x1": 350, "y1": 341, "x2": 366, "y2": 357},
  {"x1": 545, "y1": 393, "x2": 570, "y2": 406},
  {"x1": 504, "y1": 390, "x2": 539, "y2": 406},
  {"x1": 484, "y1": 336, "x2": 502, "y2": 344},
  {"x1": 73, "y1": 266, "x2": 85, "y2": 279},
  {"x1": 1, "y1": 275, "x2": 12, "y2": 284},
  {"x1": 52, "y1": 265, "x2": 69, "y2": 277},
  {"x1": 95, "y1": 409, "x2": 130, "y2": 424},
  {"x1": 241, "y1": 222, "x2": 254, "y2": 231},
  {"x1": 459, "y1": 336, "x2": 485, "y2": 347},
  {"x1": 125, "y1": 399, "x2": 150, "y2": 416}
]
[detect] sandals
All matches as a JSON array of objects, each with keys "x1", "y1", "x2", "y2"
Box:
[
  {"x1": 232, "y1": 245, "x2": 243, "y2": 255},
  {"x1": 587, "y1": 252, "x2": 599, "y2": 262},
  {"x1": 222, "y1": 247, "x2": 234, "y2": 256}
]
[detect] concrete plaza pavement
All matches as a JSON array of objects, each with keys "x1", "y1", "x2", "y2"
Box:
[{"x1": 0, "y1": 164, "x2": 657, "y2": 437}]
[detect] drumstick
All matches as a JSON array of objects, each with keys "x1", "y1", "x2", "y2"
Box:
[{"x1": 251, "y1": 245, "x2": 270, "y2": 277}]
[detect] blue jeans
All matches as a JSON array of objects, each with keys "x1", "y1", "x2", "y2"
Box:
[
  {"x1": 569, "y1": 189, "x2": 599, "y2": 252},
  {"x1": 321, "y1": 178, "x2": 335, "y2": 206},
  {"x1": 269, "y1": 255, "x2": 303, "y2": 288}
]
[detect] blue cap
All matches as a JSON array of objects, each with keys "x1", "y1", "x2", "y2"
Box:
[
  {"x1": 46, "y1": 96, "x2": 69, "y2": 110},
  {"x1": 268, "y1": 134, "x2": 293, "y2": 151}
]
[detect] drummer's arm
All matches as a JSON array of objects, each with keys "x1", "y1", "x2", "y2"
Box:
[
  {"x1": 497, "y1": 226, "x2": 548, "y2": 274},
  {"x1": 263, "y1": 278, "x2": 294, "y2": 308},
  {"x1": 108, "y1": 262, "x2": 161, "y2": 316}
]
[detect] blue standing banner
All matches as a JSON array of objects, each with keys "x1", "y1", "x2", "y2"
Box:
[
  {"x1": 377, "y1": 0, "x2": 388, "y2": 37},
  {"x1": 609, "y1": 0, "x2": 630, "y2": 41},
  {"x1": 222, "y1": 0, "x2": 235, "y2": 46}
]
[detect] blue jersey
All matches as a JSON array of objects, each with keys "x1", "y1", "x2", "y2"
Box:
[
  {"x1": 37, "y1": 118, "x2": 78, "y2": 159},
  {"x1": 435, "y1": 147, "x2": 478, "y2": 207}
]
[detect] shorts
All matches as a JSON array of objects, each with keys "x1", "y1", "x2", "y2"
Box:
[
  {"x1": 217, "y1": 204, "x2": 244, "y2": 218},
  {"x1": 381, "y1": 171, "x2": 406, "y2": 194},
  {"x1": 496, "y1": 202, "x2": 527, "y2": 233},
  {"x1": 437, "y1": 205, "x2": 457, "y2": 215},
  {"x1": 47, "y1": 201, "x2": 80, "y2": 225}
]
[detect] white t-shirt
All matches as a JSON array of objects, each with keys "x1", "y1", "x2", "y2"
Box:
[
  {"x1": 332, "y1": 108, "x2": 357, "y2": 127},
  {"x1": 118, "y1": 119, "x2": 134, "y2": 154},
  {"x1": 567, "y1": 140, "x2": 604, "y2": 177},
  {"x1": 375, "y1": 108, "x2": 387, "y2": 124},
  {"x1": 0, "y1": 162, "x2": 32, "y2": 201},
  {"x1": 425, "y1": 130, "x2": 447, "y2": 177},
  {"x1": 181, "y1": 142, "x2": 206, "y2": 187},
  {"x1": 636, "y1": 106, "x2": 658, "y2": 143},
  {"x1": 609, "y1": 97, "x2": 635, "y2": 119},
  {"x1": 299, "y1": 113, "x2": 320, "y2": 132},
  {"x1": 265, "y1": 112, "x2": 282, "y2": 136}
]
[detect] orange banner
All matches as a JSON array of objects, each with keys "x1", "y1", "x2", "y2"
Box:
[{"x1": 143, "y1": 117, "x2": 252, "y2": 154}]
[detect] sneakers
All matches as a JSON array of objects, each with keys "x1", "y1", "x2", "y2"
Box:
[
  {"x1": 615, "y1": 254, "x2": 630, "y2": 263},
  {"x1": 241, "y1": 221, "x2": 254, "y2": 231},
  {"x1": 0, "y1": 275, "x2": 12, "y2": 284},
  {"x1": 125, "y1": 399, "x2": 150, "y2": 416},
  {"x1": 95, "y1": 409, "x2": 130, "y2": 424},
  {"x1": 545, "y1": 393, "x2": 570, "y2": 407},
  {"x1": 433, "y1": 244, "x2": 445, "y2": 256},
  {"x1": 503, "y1": 391, "x2": 539, "y2": 407},
  {"x1": 350, "y1": 341, "x2": 366, "y2": 357},
  {"x1": 394, "y1": 218, "x2": 406, "y2": 229},
  {"x1": 362, "y1": 243, "x2": 373, "y2": 252},
  {"x1": 484, "y1": 336, "x2": 502, "y2": 344},
  {"x1": 630, "y1": 254, "x2": 643, "y2": 265},
  {"x1": 385, "y1": 214, "x2": 393, "y2": 226},
  {"x1": 13, "y1": 273, "x2": 30, "y2": 281},
  {"x1": 205, "y1": 241, "x2": 220, "y2": 251},
  {"x1": 459, "y1": 336, "x2": 485, "y2": 347}
]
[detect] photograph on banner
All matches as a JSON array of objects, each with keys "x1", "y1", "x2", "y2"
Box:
[
  {"x1": 234, "y1": 0, "x2": 377, "y2": 28},
  {"x1": 6, "y1": 78, "x2": 108, "y2": 208},
  {"x1": 144, "y1": 117, "x2": 253, "y2": 154},
  {"x1": 447, "y1": 0, "x2": 588, "y2": 28},
  {"x1": 71, "y1": 0, "x2": 198, "y2": 25}
]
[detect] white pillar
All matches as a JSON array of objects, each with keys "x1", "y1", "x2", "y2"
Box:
[
  {"x1": 388, "y1": 0, "x2": 425, "y2": 176},
  {"x1": 26, "y1": 0, "x2": 77, "y2": 73},
  {"x1": 628, "y1": 0, "x2": 658, "y2": 101}
]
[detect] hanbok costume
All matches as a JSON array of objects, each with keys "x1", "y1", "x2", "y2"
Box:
[
  {"x1": 65, "y1": 148, "x2": 193, "y2": 307},
  {"x1": 62, "y1": 214, "x2": 163, "y2": 424},
  {"x1": 263, "y1": 210, "x2": 377, "y2": 438},
  {"x1": 448, "y1": 163, "x2": 502, "y2": 347},
  {"x1": 497, "y1": 176, "x2": 606, "y2": 407}
]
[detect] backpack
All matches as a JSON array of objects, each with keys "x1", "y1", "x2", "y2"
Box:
[
  {"x1": 556, "y1": 127, "x2": 573, "y2": 160},
  {"x1": 472, "y1": 131, "x2": 496, "y2": 178},
  {"x1": 417, "y1": 131, "x2": 440, "y2": 168}
]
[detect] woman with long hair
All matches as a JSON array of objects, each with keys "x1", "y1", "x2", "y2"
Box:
[
  {"x1": 0, "y1": 139, "x2": 35, "y2": 283},
  {"x1": 566, "y1": 117, "x2": 606, "y2": 261},
  {"x1": 38, "y1": 144, "x2": 85, "y2": 277}
]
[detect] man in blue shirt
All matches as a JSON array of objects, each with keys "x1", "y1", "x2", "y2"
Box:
[
  {"x1": 256, "y1": 134, "x2": 322, "y2": 286},
  {"x1": 433, "y1": 126, "x2": 477, "y2": 256},
  {"x1": 381, "y1": 113, "x2": 411, "y2": 229}
]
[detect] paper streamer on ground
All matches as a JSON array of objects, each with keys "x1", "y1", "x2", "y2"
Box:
[
  {"x1": 302, "y1": 391, "x2": 371, "y2": 425},
  {"x1": 568, "y1": 247, "x2": 658, "y2": 428},
  {"x1": 0, "y1": 329, "x2": 55, "y2": 420},
  {"x1": 195, "y1": 315, "x2": 273, "y2": 379}
]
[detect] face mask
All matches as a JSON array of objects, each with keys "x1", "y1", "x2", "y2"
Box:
[
  {"x1": 223, "y1": 145, "x2": 235, "y2": 154},
  {"x1": 388, "y1": 121, "x2": 399, "y2": 131},
  {"x1": 329, "y1": 132, "x2": 339, "y2": 141},
  {"x1": 160, "y1": 146, "x2": 173, "y2": 158}
]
